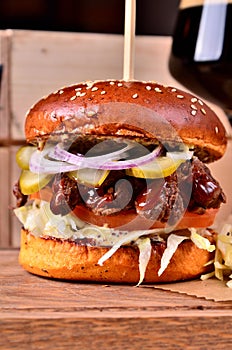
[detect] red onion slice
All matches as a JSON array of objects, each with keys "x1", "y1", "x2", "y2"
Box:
[
  {"x1": 29, "y1": 142, "x2": 162, "y2": 174},
  {"x1": 52, "y1": 143, "x2": 162, "y2": 170},
  {"x1": 29, "y1": 148, "x2": 80, "y2": 174},
  {"x1": 51, "y1": 140, "x2": 135, "y2": 166}
]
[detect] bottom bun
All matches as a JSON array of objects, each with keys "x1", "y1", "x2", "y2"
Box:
[{"x1": 19, "y1": 228, "x2": 216, "y2": 284}]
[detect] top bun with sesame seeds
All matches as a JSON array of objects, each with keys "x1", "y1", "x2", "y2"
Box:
[{"x1": 25, "y1": 80, "x2": 227, "y2": 162}]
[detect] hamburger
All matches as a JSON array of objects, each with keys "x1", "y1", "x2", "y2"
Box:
[{"x1": 13, "y1": 80, "x2": 227, "y2": 284}]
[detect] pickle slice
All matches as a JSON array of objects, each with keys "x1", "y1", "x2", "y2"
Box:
[
  {"x1": 16, "y1": 146, "x2": 36, "y2": 170},
  {"x1": 68, "y1": 168, "x2": 110, "y2": 187},
  {"x1": 126, "y1": 157, "x2": 184, "y2": 179},
  {"x1": 19, "y1": 170, "x2": 53, "y2": 195}
]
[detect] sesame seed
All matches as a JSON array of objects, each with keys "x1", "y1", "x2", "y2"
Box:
[
  {"x1": 155, "y1": 87, "x2": 162, "y2": 93},
  {"x1": 91, "y1": 87, "x2": 98, "y2": 92},
  {"x1": 198, "y1": 99, "x2": 204, "y2": 106},
  {"x1": 191, "y1": 97, "x2": 197, "y2": 103},
  {"x1": 76, "y1": 91, "x2": 86, "y2": 97},
  {"x1": 171, "y1": 88, "x2": 177, "y2": 92},
  {"x1": 70, "y1": 95, "x2": 76, "y2": 101},
  {"x1": 87, "y1": 111, "x2": 96, "y2": 117},
  {"x1": 191, "y1": 104, "x2": 197, "y2": 110},
  {"x1": 132, "y1": 93, "x2": 138, "y2": 99},
  {"x1": 177, "y1": 94, "x2": 184, "y2": 99},
  {"x1": 146, "y1": 86, "x2": 152, "y2": 91},
  {"x1": 215, "y1": 126, "x2": 219, "y2": 133},
  {"x1": 101, "y1": 90, "x2": 106, "y2": 95},
  {"x1": 191, "y1": 110, "x2": 197, "y2": 116},
  {"x1": 110, "y1": 81, "x2": 115, "y2": 85},
  {"x1": 86, "y1": 81, "x2": 94, "y2": 89},
  {"x1": 59, "y1": 90, "x2": 64, "y2": 94},
  {"x1": 117, "y1": 83, "x2": 123, "y2": 87},
  {"x1": 75, "y1": 87, "x2": 82, "y2": 91},
  {"x1": 201, "y1": 108, "x2": 206, "y2": 115}
]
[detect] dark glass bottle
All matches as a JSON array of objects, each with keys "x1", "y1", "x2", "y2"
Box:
[{"x1": 169, "y1": 0, "x2": 232, "y2": 124}]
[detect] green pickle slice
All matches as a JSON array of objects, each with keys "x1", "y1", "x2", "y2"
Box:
[
  {"x1": 68, "y1": 168, "x2": 110, "y2": 187},
  {"x1": 16, "y1": 146, "x2": 36, "y2": 170},
  {"x1": 126, "y1": 157, "x2": 184, "y2": 179},
  {"x1": 19, "y1": 170, "x2": 53, "y2": 195}
]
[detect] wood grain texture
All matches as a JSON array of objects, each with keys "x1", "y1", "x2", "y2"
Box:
[
  {"x1": 0, "y1": 250, "x2": 231, "y2": 349},
  {"x1": 0, "y1": 148, "x2": 10, "y2": 246},
  {"x1": 1, "y1": 317, "x2": 232, "y2": 350},
  {"x1": 0, "y1": 30, "x2": 11, "y2": 141}
]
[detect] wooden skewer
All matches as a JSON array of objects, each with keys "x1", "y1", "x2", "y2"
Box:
[{"x1": 123, "y1": 0, "x2": 136, "y2": 81}]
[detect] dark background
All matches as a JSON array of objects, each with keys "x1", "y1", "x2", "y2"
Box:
[{"x1": 0, "y1": 0, "x2": 180, "y2": 35}]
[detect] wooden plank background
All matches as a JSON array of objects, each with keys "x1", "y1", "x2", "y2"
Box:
[{"x1": 0, "y1": 29, "x2": 231, "y2": 247}]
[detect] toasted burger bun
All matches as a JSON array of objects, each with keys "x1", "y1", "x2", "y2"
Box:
[
  {"x1": 25, "y1": 80, "x2": 227, "y2": 161},
  {"x1": 19, "y1": 229, "x2": 216, "y2": 283}
]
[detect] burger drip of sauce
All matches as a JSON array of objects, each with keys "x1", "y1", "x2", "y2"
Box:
[{"x1": 135, "y1": 173, "x2": 185, "y2": 225}]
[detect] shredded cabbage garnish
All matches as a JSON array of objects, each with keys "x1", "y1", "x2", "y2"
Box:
[
  {"x1": 97, "y1": 229, "x2": 163, "y2": 266},
  {"x1": 190, "y1": 228, "x2": 216, "y2": 252},
  {"x1": 158, "y1": 234, "x2": 188, "y2": 276},
  {"x1": 15, "y1": 200, "x2": 223, "y2": 285},
  {"x1": 14, "y1": 200, "x2": 163, "y2": 267},
  {"x1": 214, "y1": 223, "x2": 232, "y2": 288},
  {"x1": 200, "y1": 271, "x2": 215, "y2": 281},
  {"x1": 136, "y1": 237, "x2": 152, "y2": 286},
  {"x1": 14, "y1": 200, "x2": 85, "y2": 239},
  {"x1": 158, "y1": 229, "x2": 215, "y2": 278},
  {"x1": 227, "y1": 279, "x2": 232, "y2": 288}
]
